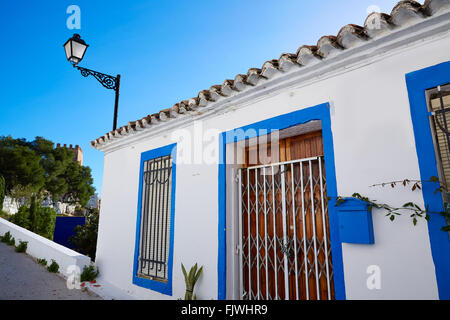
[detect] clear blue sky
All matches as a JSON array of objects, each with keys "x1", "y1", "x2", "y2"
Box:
[{"x1": 0, "y1": 0, "x2": 401, "y2": 194}]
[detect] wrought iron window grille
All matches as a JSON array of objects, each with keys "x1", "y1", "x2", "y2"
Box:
[{"x1": 137, "y1": 155, "x2": 173, "y2": 282}]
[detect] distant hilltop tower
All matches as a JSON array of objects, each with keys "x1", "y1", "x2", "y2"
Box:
[{"x1": 56, "y1": 143, "x2": 83, "y2": 165}]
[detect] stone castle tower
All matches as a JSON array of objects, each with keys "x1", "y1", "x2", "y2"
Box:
[{"x1": 56, "y1": 143, "x2": 83, "y2": 165}]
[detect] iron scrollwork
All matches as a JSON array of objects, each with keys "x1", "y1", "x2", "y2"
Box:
[{"x1": 75, "y1": 66, "x2": 119, "y2": 91}]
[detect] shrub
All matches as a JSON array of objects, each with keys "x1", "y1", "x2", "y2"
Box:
[
  {"x1": 37, "y1": 258, "x2": 47, "y2": 266},
  {"x1": 47, "y1": 260, "x2": 59, "y2": 273},
  {"x1": 10, "y1": 202, "x2": 56, "y2": 239},
  {"x1": 1, "y1": 231, "x2": 15, "y2": 246},
  {"x1": 80, "y1": 264, "x2": 99, "y2": 282},
  {"x1": 70, "y1": 208, "x2": 99, "y2": 260},
  {"x1": 34, "y1": 206, "x2": 56, "y2": 239},
  {"x1": 7, "y1": 237, "x2": 15, "y2": 246},
  {"x1": 10, "y1": 206, "x2": 31, "y2": 229},
  {"x1": 15, "y1": 240, "x2": 28, "y2": 253},
  {"x1": 0, "y1": 210, "x2": 10, "y2": 220},
  {"x1": 0, "y1": 231, "x2": 11, "y2": 242}
]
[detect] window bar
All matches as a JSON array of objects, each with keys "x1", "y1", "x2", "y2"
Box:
[
  {"x1": 271, "y1": 165, "x2": 279, "y2": 300},
  {"x1": 318, "y1": 158, "x2": 331, "y2": 299},
  {"x1": 280, "y1": 164, "x2": 290, "y2": 300},
  {"x1": 300, "y1": 161, "x2": 309, "y2": 300},
  {"x1": 162, "y1": 157, "x2": 171, "y2": 279},
  {"x1": 167, "y1": 157, "x2": 172, "y2": 278},
  {"x1": 160, "y1": 157, "x2": 168, "y2": 278},
  {"x1": 163, "y1": 157, "x2": 171, "y2": 278},
  {"x1": 263, "y1": 167, "x2": 269, "y2": 299},
  {"x1": 148, "y1": 159, "x2": 156, "y2": 275},
  {"x1": 290, "y1": 163, "x2": 300, "y2": 300},
  {"x1": 247, "y1": 169, "x2": 252, "y2": 299},
  {"x1": 438, "y1": 85, "x2": 450, "y2": 150},
  {"x1": 153, "y1": 157, "x2": 163, "y2": 278},
  {"x1": 157, "y1": 158, "x2": 165, "y2": 277},
  {"x1": 146, "y1": 160, "x2": 154, "y2": 274},
  {"x1": 238, "y1": 169, "x2": 244, "y2": 300},
  {"x1": 150, "y1": 158, "x2": 158, "y2": 277},
  {"x1": 309, "y1": 160, "x2": 320, "y2": 299},
  {"x1": 255, "y1": 168, "x2": 260, "y2": 300},
  {"x1": 139, "y1": 161, "x2": 145, "y2": 274}
]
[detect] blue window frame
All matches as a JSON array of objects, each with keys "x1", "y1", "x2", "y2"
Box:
[
  {"x1": 133, "y1": 143, "x2": 177, "y2": 296},
  {"x1": 218, "y1": 102, "x2": 346, "y2": 300},
  {"x1": 406, "y1": 61, "x2": 450, "y2": 300}
]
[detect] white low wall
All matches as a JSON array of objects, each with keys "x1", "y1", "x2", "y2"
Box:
[{"x1": 0, "y1": 217, "x2": 91, "y2": 277}]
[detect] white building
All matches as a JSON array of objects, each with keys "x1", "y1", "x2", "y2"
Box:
[
  {"x1": 2, "y1": 196, "x2": 76, "y2": 215},
  {"x1": 91, "y1": 0, "x2": 450, "y2": 300},
  {"x1": 87, "y1": 193, "x2": 100, "y2": 209}
]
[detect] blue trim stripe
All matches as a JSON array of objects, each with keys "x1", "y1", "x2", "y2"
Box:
[
  {"x1": 218, "y1": 102, "x2": 346, "y2": 300},
  {"x1": 405, "y1": 61, "x2": 450, "y2": 300},
  {"x1": 218, "y1": 132, "x2": 227, "y2": 300},
  {"x1": 132, "y1": 143, "x2": 177, "y2": 296}
]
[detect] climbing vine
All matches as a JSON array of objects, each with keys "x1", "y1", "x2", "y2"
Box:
[{"x1": 334, "y1": 176, "x2": 450, "y2": 232}]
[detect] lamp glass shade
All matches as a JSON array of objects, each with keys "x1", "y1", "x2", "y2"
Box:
[{"x1": 63, "y1": 34, "x2": 88, "y2": 65}]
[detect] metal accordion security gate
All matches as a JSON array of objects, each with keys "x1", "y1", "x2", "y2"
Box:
[{"x1": 238, "y1": 156, "x2": 334, "y2": 300}]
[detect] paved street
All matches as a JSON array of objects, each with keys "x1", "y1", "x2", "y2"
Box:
[{"x1": 0, "y1": 242, "x2": 101, "y2": 300}]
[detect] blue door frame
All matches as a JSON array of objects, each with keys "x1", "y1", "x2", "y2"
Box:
[
  {"x1": 406, "y1": 61, "x2": 450, "y2": 300},
  {"x1": 218, "y1": 102, "x2": 346, "y2": 300}
]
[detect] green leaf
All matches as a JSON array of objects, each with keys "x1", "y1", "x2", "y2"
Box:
[
  {"x1": 429, "y1": 176, "x2": 439, "y2": 183},
  {"x1": 403, "y1": 202, "x2": 414, "y2": 208},
  {"x1": 181, "y1": 263, "x2": 189, "y2": 288},
  {"x1": 390, "y1": 215, "x2": 395, "y2": 221}
]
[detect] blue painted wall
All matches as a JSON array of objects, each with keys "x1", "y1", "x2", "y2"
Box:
[{"x1": 53, "y1": 216, "x2": 86, "y2": 250}]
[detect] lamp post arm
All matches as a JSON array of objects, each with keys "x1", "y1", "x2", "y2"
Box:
[
  {"x1": 75, "y1": 65, "x2": 119, "y2": 91},
  {"x1": 75, "y1": 65, "x2": 121, "y2": 131}
]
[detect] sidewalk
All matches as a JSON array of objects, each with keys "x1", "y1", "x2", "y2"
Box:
[{"x1": 0, "y1": 242, "x2": 101, "y2": 300}]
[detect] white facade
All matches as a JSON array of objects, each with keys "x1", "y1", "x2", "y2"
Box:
[{"x1": 93, "y1": 2, "x2": 450, "y2": 300}]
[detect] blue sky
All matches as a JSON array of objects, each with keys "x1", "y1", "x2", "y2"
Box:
[{"x1": 0, "y1": 0, "x2": 401, "y2": 194}]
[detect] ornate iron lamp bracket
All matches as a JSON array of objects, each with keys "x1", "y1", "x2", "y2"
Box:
[
  {"x1": 75, "y1": 65, "x2": 119, "y2": 91},
  {"x1": 73, "y1": 65, "x2": 121, "y2": 130}
]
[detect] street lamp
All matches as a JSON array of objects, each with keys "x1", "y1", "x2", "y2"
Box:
[{"x1": 63, "y1": 34, "x2": 121, "y2": 131}]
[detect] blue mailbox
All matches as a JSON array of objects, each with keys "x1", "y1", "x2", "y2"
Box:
[{"x1": 337, "y1": 198, "x2": 374, "y2": 244}]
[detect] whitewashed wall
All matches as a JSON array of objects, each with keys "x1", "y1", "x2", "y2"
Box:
[{"x1": 95, "y1": 25, "x2": 450, "y2": 300}]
